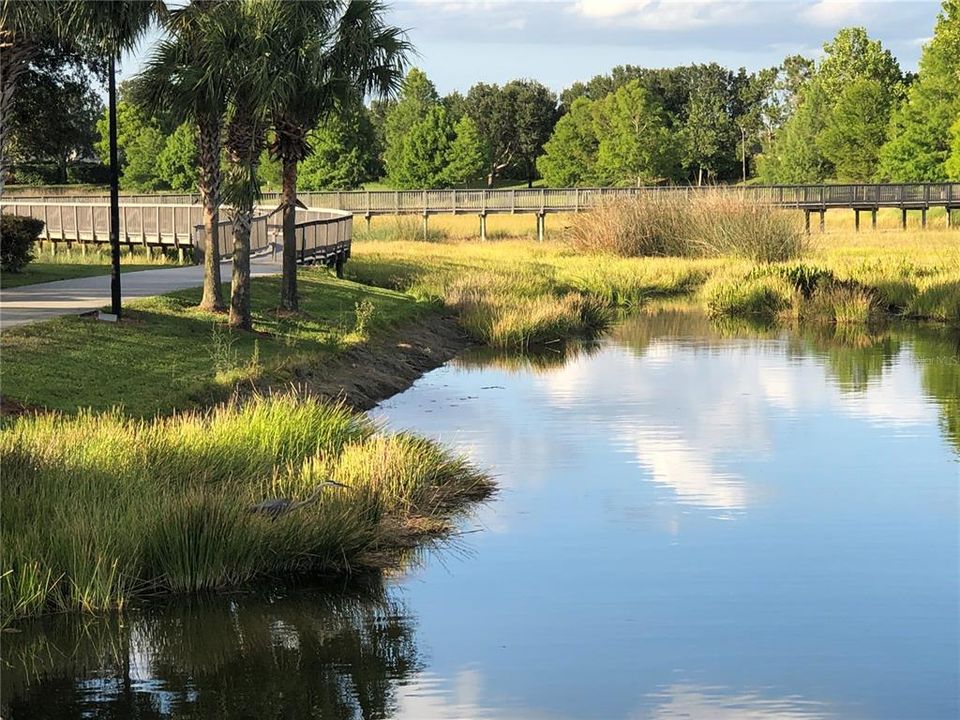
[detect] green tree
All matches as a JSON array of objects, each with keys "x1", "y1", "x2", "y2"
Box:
[
  {"x1": 384, "y1": 68, "x2": 441, "y2": 186},
  {"x1": 463, "y1": 82, "x2": 514, "y2": 186},
  {"x1": 818, "y1": 79, "x2": 893, "y2": 181},
  {"x1": 443, "y1": 115, "x2": 485, "y2": 185},
  {"x1": 95, "y1": 100, "x2": 167, "y2": 190},
  {"x1": 592, "y1": 80, "x2": 676, "y2": 186},
  {"x1": 681, "y1": 64, "x2": 736, "y2": 184},
  {"x1": 759, "y1": 80, "x2": 832, "y2": 183},
  {"x1": 946, "y1": 116, "x2": 960, "y2": 179},
  {"x1": 878, "y1": 0, "x2": 960, "y2": 181},
  {"x1": 763, "y1": 27, "x2": 903, "y2": 183},
  {"x1": 393, "y1": 105, "x2": 454, "y2": 188},
  {"x1": 6, "y1": 38, "x2": 104, "y2": 183},
  {"x1": 503, "y1": 79, "x2": 557, "y2": 187},
  {"x1": 817, "y1": 27, "x2": 904, "y2": 103},
  {"x1": 297, "y1": 105, "x2": 378, "y2": 190},
  {"x1": 157, "y1": 122, "x2": 197, "y2": 191},
  {"x1": 133, "y1": 2, "x2": 231, "y2": 311},
  {"x1": 266, "y1": 0, "x2": 409, "y2": 310},
  {"x1": 536, "y1": 97, "x2": 598, "y2": 186}
]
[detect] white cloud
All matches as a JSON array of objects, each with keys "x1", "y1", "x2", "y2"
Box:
[{"x1": 801, "y1": 0, "x2": 867, "y2": 25}]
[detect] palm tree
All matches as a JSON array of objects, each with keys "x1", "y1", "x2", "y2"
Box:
[
  {"x1": 132, "y1": 2, "x2": 229, "y2": 312},
  {"x1": 267, "y1": 0, "x2": 410, "y2": 311},
  {"x1": 202, "y1": 0, "x2": 287, "y2": 330}
]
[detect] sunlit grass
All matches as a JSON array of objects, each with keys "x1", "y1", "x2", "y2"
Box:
[
  {"x1": 0, "y1": 394, "x2": 493, "y2": 625},
  {"x1": 348, "y1": 228, "x2": 959, "y2": 346}
]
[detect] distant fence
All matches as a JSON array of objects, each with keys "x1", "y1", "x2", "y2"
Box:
[
  {"x1": 0, "y1": 199, "x2": 352, "y2": 265},
  {"x1": 6, "y1": 183, "x2": 960, "y2": 215}
]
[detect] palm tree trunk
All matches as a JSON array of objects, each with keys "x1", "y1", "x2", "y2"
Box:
[
  {"x1": 280, "y1": 156, "x2": 298, "y2": 311},
  {"x1": 229, "y1": 208, "x2": 252, "y2": 330},
  {"x1": 197, "y1": 118, "x2": 224, "y2": 312}
]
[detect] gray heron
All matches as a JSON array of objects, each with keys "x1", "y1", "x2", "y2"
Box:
[{"x1": 248, "y1": 480, "x2": 350, "y2": 519}]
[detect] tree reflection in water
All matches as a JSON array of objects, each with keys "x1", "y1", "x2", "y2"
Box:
[{"x1": 2, "y1": 575, "x2": 421, "y2": 720}]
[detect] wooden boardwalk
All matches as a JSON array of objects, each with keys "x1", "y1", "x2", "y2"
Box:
[{"x1": 3, "y1": 183, "x2": 958, "y2": 247}]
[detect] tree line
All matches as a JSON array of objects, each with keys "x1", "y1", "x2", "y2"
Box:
[{"x1": 5, "y1": 0, "x2": 959, "y2": 191}]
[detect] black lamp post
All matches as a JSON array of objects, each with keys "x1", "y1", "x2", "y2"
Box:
[{"x1": 108, "y1": 50, "x2": 122, "y2": 318}]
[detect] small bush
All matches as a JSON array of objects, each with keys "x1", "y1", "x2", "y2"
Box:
[{"x1": 1, "y1": 214, "x2": 43, "y2": 272}]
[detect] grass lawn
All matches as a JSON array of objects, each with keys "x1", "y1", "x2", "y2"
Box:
[
  {"x1": 1, "y1": 268, "x2": 430, "y2": 416},
  {"x1": 1, "y1": 246, "x2": 185, "y2": 289},
  {"x1": 0, "y1": 261, "x2": 179, "y2": 288}
]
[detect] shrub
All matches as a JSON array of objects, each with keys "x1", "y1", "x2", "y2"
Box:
[{"x1": 1, "y1": 214, "x2": 43, "y2": 272}]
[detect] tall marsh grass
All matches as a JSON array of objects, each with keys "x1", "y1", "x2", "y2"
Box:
[
  {"x1": 0, "y1": 394, "x2": 493, "y2": 625},
  {"x1": 567, "y1": 192, "x2": 806, "y2": 262}
]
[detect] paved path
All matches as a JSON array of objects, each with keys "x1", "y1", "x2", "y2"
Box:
[{"x1": 0, "y1": 260, "x2": 281, "y2": 329}]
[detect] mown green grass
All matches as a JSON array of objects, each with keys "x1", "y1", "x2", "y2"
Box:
[
  {"x1": 2, "y1": 269, "x2": 429, "y2": 416},
  {"x1": 1, "y1": 246, "x2": 185, "y2": 288},
  {"x1": 1, "y1": 394, "x2": 493, "y2": 625}
]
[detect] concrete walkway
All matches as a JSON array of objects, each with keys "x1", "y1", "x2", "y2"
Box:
[{"x1": 0, "y1": 259, "x2": 281, "y2": 329}]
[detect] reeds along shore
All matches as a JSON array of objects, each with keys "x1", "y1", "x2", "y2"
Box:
[
  {"x1": 0, "y1": 395, "x2": 493, "y2": 625},
  {"x1": 347, "y1": 195, "x2": 959, "y2": 345}
]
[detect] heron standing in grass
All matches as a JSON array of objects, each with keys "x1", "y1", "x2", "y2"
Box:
[{"x1": 249, "y1": 480, "x2": 350, "y2": 519}]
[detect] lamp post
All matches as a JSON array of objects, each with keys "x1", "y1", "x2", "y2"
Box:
[{"x1": 108, "y1": 50, "x2": 122, "y2": 318}]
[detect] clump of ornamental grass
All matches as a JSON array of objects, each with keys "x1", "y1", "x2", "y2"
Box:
[
  {"x1": 804, "y1": 283, "x2": 883, "y2": 324},
  {"x1": 701, "y1": 270, "x2": 797, "y2": 321},
  {"x1": 566, "y1": 191, "x2": 806, "y2": 262},
  {"x1": 440, "y1": 269, "x2": 612, "y2": 349},
  {"x1": 0, "y1": 394, "x2": 493, "y2": 625}
]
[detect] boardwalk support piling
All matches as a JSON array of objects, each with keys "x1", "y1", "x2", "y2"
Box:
[
  {"x1": 872, "y1": 208, "x2": 877, "y2": 230},
  {"x1": 804, "y1": 210, "x2": 810, "y2": 235},
  {"x1": 855, "y1": 209, "x2": 860, "y2": 232},
  {"x1": 819, "y1": 210, "x2": 825, "y2": 233},
  {"x1": 901, "y1": 209, "x2": 908, "y2": 229},
  {"x1": 921, "y1": 208, "x2": 927, "y2": 229},
  {"x1": 479, "y1": 213, "x2": 487, "y2": 241},
  {"x1": 422, "y1": 213, "x2": 429, "y2": 240},
  {"x1": 335, "y1": 253, "x2": 345, "y2": 279},
  {"x1": 537, "y1": 212, "x2": 545, "y2": 242}
]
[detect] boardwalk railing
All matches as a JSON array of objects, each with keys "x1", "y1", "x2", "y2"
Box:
[
  {"x1": 0, "y1": 200, "x2": 353, "y2": 265},
  {"x1": 6, "y1": 183, "x2": 960, "y2": 215}
]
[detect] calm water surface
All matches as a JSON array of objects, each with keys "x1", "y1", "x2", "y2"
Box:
[{"x1": 4, "y1": 311, "x2": 958, "y2": 719}]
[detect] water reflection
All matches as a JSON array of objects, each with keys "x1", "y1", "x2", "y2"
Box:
[
  {"x1": 4, "y1": 310, "x2": 958, "y2": 719},
  {"x1": 2, "y1": 579, "x2": 421, "y2": 719}
]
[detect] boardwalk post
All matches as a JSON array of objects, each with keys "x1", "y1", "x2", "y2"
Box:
[
  {"x1": 901, "y1": 208, "x2": 908, "y2": 230},
  {"x1": 819, "y1": 209, "x2": 825, "y2": 233},
  {"x1": 479, "y1": 213, "x2": 487, "y2": 241},
  {"x1": 804, "y1": 210, "x2": 810, "y2": 235},
  {"x1": 872, "y1": 208, "x2": 877, "y2": 230},
  {"x1": 422, "y1": 211, "x2": 429, "y2": 240},
  {"x1": 537, "y1": 211, "x2": 545, "y2": 242},
  {"x1": 921, "y1": 208, "x2": 927, "y2": 229},
  {"x1": 948, "y1": 208, "x2": 953, "y2": 228},
  {"x1": 855, "y1": 209, "x2": 860, "y2": 232}
]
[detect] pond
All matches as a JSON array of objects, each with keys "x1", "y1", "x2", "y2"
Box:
[{"x1": 3, "y1": 310, "x2": 958, "y2": 719}]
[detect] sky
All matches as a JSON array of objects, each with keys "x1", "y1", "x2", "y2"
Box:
[{"x1": 122, "y1": 0, "x2": 943, "y2": 95}]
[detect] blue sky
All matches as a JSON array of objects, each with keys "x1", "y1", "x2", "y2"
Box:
[{"x1": 122, "y1": 1, "x2": 942, "y2": 95}]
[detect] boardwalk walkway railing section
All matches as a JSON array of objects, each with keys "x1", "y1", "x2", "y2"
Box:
[
  {"x1": 7, "y1": 183, "x2": 960, "y2": 213},
  {"x1": 2, "y1": 183, "x2": 957, "y2": 249},
  {"x1": 0, "y1": 199, "x2": 352, "y2": 267}
]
